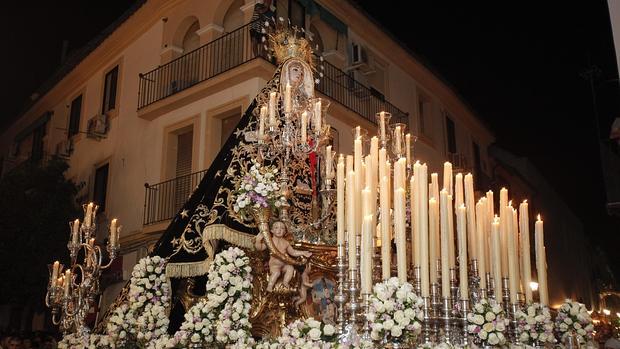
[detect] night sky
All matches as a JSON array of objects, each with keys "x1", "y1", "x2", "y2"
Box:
[{"x1": 2, "y1": 2, "x2": 619, "y2": 278}]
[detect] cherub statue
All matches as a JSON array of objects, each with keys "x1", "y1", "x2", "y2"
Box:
[
  {"x1": 255, "y1": 220, "x2": 312, "y2": 292},
  {"x1": 294, "y1": 263, "x2": 314, "y2": 306}
]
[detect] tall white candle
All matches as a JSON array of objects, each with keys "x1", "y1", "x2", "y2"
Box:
[
  {"x1": 378, "y1": 148, "x2": 387, "y2": 183},
  {"x1": 361, "y1": 189, "x2": 373, "y2": 294},
  {"x1": 419, "y1": 163, "x2": 430, "y2": 297},
  {"x1": 443, "y1": 162, "x2": 453, "y2": 196},
  {"x1": 405, "y1": 134, "x2": 412, "y2": 167},
  {"x1": 464, "y1": 173, "x2": 477, "y2": 262},
  {"x1": 380, "y1": 175, "x2": 391, "y2": 280},
  {"x1": 71, "y1": 219, "x2": 80, "y2": 244},
  {"x1": 51, "y1": 261, "x2": 59, "y2": 285},
  {"x1": 110, "y1": 218, "x2": 118, "y2": 247},
  {"x1": 454, "y1": 173, "x2": 464, "y2": 208},
  {"x1": 448, "y1": 195, "x2": 456, "y2": 268},
  {"x1": 361, "y1": 214, "x2": 374, "y2": 294},
  {"x1": 457, "y1": 204, "x2": 468, "y2": 300},
  {"x1": 507, "y1": 208, "x2": 518, "y2": 304},
  {"x1": 84, "y1": 203, "x2": 94, "y2": 227},
  {"x1": 354, "y1": 138, "x2": 363, "y2": 235},
  {"x1": 284, "y1": 83, "x2": 292, "y2": 113},
  {"x1": 499, "y1": 189, "x2": 509, "y2": 277},
  {"x1": 394, "y1": 126, "x2": 402, "y2": 154},
  {"x1": 269, "y1": 92, "x2": 277, "y2": 126},
  {"x1": 511, "y1": 208, "x2": 521, "y2": 296},
  {"x1": 412, "y1": 163, "x2": 420, "y2": 266},
  {"x1": 258, "y1": 106, "x2": 266, "y2": 140},
  {"x1": 535, "y1": 215, "x2": 548, "y2": 306},
  {"x1": 475, "y1": 202, "x2": 487, "y2": 289},
  {"x1": 395, "y1": 187, "x2": 407, "y2": 282},
  {"x1": 380, "y1": 111, "x2": 386, "y2": 141},
  {"x1": 429, "y1": 198, "x2": 438, "y2": 284},
  {"x1": 491, "y1": 217, "x2": 502, "y2": 300},
  {"x1": 486, "y1": 191, "x2": 494, "y2": 277},
  {"x1": 440, "y1": 190, "x2": 451, "y2": 298},
  {"x1": 519, "y1": 201, "x2": 532, "y2": 303},
  {"x1": 301, "y1": 112, "x2": 308, "y2": 144},
  {"x1": 325, "y1": 145, "x2": 333, "y2": 179},
  {"x1": 346, "y1": 169, "x2": 356, "y2": 271},
  {"x1": 337, "y1": 156, "x2": 345, "y2": 247},
  {"x1": 64, "y1": 270, "x2": 71, "y2": 297},
  {"x1": 314, "y1": 99, "x2": 322, "y2": 132},
  {"x1": 370, "y1": 137, "x2": 379, "y2": 228}
]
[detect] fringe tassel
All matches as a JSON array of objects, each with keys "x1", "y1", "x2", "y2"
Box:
[
  {"x1": 165, "y1": 260, "x2": 211, "y2": 278},
  {"x1": 202, "y1": 224, "x2": 255, "y2": 250}
]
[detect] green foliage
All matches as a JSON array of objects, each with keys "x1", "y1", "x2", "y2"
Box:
[{"x1": 0, "y1": 157, "x2": 81, "y2": 307}]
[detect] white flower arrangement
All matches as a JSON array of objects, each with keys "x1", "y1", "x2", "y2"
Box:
[
  {"x1": 515, "y1": 302, "x2": 556, "y2": 345},
  {"x1": 555, "y1": 299, "x2": 594, "y2": 346},
  {"x1": 233, "y1": 161, "x2": 286, "y2": 217},
  {"x1": 466, "y1": 298, "x2": 509, "y2": 346},
  {"x1": 256, "y1": 317, "x2": 337, "y2": 348},
  {"x1": 106, "y1": 255, "x2": 170, "y2": 348},
  {"x1": 367, "y1": 277, "x2": 424, "y2": 343},
  {"x1": 177, "y1": 247, "x2": 253, "y2": 347},
  {"x1": 58, "y1": 332, "x2": 114, "y2": 349}
]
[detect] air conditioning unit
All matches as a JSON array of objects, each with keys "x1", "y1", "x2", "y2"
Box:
[
  {"x1": 351, "y1": 43, "x2": 374, "y2": 74},
  {"x1": 87, "y1": 114, "x2": 109, "y2": 140},
  {"x1": 55, "y1": 139, "x2": 73, "y2": 158}
]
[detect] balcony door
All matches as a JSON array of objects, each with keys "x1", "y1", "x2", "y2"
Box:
[{"x1": 174, "y1": 129, "x2": 194, "y2": 212}]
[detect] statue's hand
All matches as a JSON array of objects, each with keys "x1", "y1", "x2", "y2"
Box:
[{"x1": 302, "y1": 251, "x2": 312, "y2": 258}]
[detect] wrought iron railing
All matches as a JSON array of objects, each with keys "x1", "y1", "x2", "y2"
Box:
[
  {"x1": 137, "y1": 20, "x2": 409, "y2": 125},
  {"x1": 317, "y1": 60, "x2": 408, "y2": 124},
  {"x1": 143, "y1": 169, "x2": 208, "y2": 225},
  {"x1": 138, "y1": 20, "x2": 259, "y2": 109}
]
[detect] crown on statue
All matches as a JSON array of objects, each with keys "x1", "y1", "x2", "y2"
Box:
[{"x1": 265, "y1": 18, "x2": 315, "y2": 67}]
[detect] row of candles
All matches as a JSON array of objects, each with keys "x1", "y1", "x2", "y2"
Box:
[
  {"x1": 48, "y1": 202, "x2": 121, "y2": 299},
  {"x1": 334, "y1": 128, "x2": 549, "y2": 305},
  {"x1": 256, "y1": 89, "x2": 323, "y2": 143}
]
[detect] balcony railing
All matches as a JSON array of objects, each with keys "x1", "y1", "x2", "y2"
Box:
[
  {"x1": 447, "y1": 152, "x2": 469, "y2": 172},
  {"x1": 143, "y1": 169, "x2": 208, "y2": 225},
  {"x1": 137, "y1": 19, "x2": 408, "y2": 125}
]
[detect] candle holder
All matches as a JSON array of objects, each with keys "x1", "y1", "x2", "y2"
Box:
[
  {"x1": 510, "y1": 302, "x2": 522, "y2": 345},
  {"x1": 421, "y1": 296, "x2": 433, "y2": 345},
  {"x1": 449, "y1": 268, "x2": 459, "y2": 301},
  {"x1": 460, "y1": 299, "x2": 470, "y2": 347},
  {"x1": 502, "y1": 277, "x2": 510, "y2": 310},
  {"x1": 486, "y1": 273, "x2": 494, "y2": 300},
  {"x1": 361, "y1": 293, "x2": 372, "y2": 341},
  {"x1": 335, "y1": 243, "x2": 348, "y2": 332},
  {"x1": 430, "y1": 283, "x2": 441, "y2": 343},
  {"x1": 342, "y1": 268, "x2": 360, "y2": 342},
  {"x1": 413, "y1": 266, "x2": 422, "y2": 296},
  {"x1": 469, "y1": 259, "x2": 481, "y2": 303},
  {"x1": 440, "y1": 297, "x2": 453, "y2": 344},
  {"x1": 375, "y1": 112, "x2": 392, "y2": 148},
  {"x1": 46, "y1": 213, "x2": 120, "y2": 335}
]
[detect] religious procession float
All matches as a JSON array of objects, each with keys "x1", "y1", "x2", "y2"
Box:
[{"x1": 44, "y1": 20, "x2": 595, "y2": 348}]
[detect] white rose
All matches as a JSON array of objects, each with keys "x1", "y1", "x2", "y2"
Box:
[
  {"x1": 485, "y1": 311, "x2": 496, "y2": 321},
  {"x1": 323, "y1": 324, "x2": 335, "y2": 336},
  {"x1": 474, "y1": 314, "x2": 485, "y2": 325},
  {"x1": 479, "y1": 330, "x2": 488, "y2": 340},
  {"x1": 383, "y1": 319, "x2": 395, "y2": 330},
  {"x1": 391, "y1": 326, "x2": 402, "y2": 338},
  {"x1": 488, "y1": 333, "x2": 499, "y2": 345},
  {"x1": 308, "y1": 328, "x2": 321, "y2": 340},
  {"x1": 564, "y1": 317, "x2": 573, "y2": 325}
]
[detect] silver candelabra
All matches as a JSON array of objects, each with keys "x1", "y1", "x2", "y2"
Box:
[{"x1": 45, "y1": 203, "x2": 120, "y2": 335}]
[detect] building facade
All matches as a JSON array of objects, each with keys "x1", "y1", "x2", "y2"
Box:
[{"x1": 0, "y1": 0, "x2": 495, "y2": 317}]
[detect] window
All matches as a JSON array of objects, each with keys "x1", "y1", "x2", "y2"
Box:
[
  {"x1": 417, "y1": 93, "x2": 432, "y2": 138},
  {"x1": 68, "y1": 95, "x2": 82, "y2": 137},
  {"x1": 94, "y1": 164, "x2": 109, "y2": 212},
  {"x1": 445, "y1": 116, "x2": 457, "y2": 154},
  {"x1": 102, "y1": 66, "x2": 119, "y2": 114},
  {"x1": 31, "y1": 123, "x2": 46, "y2": 162}
]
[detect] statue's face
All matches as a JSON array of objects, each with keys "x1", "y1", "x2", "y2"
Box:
[
  {"x1": 271, "y1": 222, "x2": 286, "y2": 237},
  {"x1": 289, "y1": 63, "x2": 304, "y2": 86}
]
